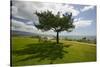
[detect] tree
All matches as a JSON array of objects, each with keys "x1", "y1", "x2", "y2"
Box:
[
  {"x1": 82, "y1": 37, "x2": 87, "y2": 40},
  {"x1": 34, "y1": 11, "x2": 75, "y2": 44}
]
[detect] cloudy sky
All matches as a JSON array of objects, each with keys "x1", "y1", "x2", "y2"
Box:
[{"x1": 11, "y1": 0, "x2": 96, "y2": 36}]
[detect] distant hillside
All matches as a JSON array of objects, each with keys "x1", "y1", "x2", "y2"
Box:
[
  {"x1": 11, "y1": 30, "x2": 54, "y2": 37},
  {"x1": 11, "y1": 30, "x2": 96, "y2": 41},
  {"x1": 11, "y1": 30, "x2": 38, "y2": 36}
]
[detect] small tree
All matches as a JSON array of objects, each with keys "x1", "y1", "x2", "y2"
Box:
[
  {"x1": 35, "y1": 11, "x2": 75, "y2": 44},
  {"x1": 82, "y1": 37, "x2": 87, "y2": 40}
]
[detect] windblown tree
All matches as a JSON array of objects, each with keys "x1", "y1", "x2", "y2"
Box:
[{"x1": 34, "y1": 11, "x2": 75, "y2": 44}]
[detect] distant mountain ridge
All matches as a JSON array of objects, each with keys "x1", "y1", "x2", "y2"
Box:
[
  {"x1": 11, "y1": 30, "x2": 54, "y2": 37},
  {"x1": 11, "y1": 30, "x2": 38, "y2": 36},
  {"x1": 11, "y1": 30, "x2": 96, "y2": 40}
]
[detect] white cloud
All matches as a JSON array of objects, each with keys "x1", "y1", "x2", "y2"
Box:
[
  {"x1": 74, "y1": 18, "x2": 83, "y2": 22},
  {"x1": 11, "y1": 1, "x2": 80, "y2": 34},
  {"x1": 11, "y1": 19, "x2": 38, "y2": 33},
  {"x1": 81, "y1": 6, "x2": 94, "y2": 12},
  {"x1": 12, "y1": 1, "x2": 80, "y2": 20},
  {"x1": 11, "y1": 1, "x2": 95, "y2": 36},
  {"x1": 74, "y1": 19, "x2": 92, "y2": 28},
  {"x1": 12, "y1": 6, "x2": 18, "y2": 15},
  {"x1": 11, "y1": 18, "x2": 56, "y2": 35}
]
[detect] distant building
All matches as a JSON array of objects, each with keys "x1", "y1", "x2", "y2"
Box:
[{"x1": 40, "y1": 36, "x2": 54, "y2": 41}]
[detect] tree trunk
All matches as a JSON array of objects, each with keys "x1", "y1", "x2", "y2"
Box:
[{"x1": 57, "y1": 31, "x2": 59, "y2": 44}]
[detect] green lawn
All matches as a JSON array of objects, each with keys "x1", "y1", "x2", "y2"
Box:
[{"x1": 12, "y1": 36, "x2": 96, "y2": 66}]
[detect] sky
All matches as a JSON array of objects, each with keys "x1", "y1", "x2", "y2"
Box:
[{"x1": 11, "y1": 0, "x2": 96, "y2": 36}]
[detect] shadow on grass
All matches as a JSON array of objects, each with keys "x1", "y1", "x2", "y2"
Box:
[{"x1": 13, "y1": 42, "x2": 70, "y2": 64}]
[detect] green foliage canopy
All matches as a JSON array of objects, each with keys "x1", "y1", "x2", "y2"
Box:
[{"x1": 35, "y1": 10, "x2": 75, "y2": 32}]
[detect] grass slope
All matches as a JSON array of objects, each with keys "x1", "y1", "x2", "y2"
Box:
[{"x1": 12, "y1": 36, "x2": 96, "y2": 66}]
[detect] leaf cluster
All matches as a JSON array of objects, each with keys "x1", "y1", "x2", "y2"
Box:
[{"x1": 35, "y1": 11, "x2": 75, "y2": 32}]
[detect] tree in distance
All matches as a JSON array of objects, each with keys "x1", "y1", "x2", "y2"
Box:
[{"x1": 35, "y1": 11, "x2": 75, "y2": 44}]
